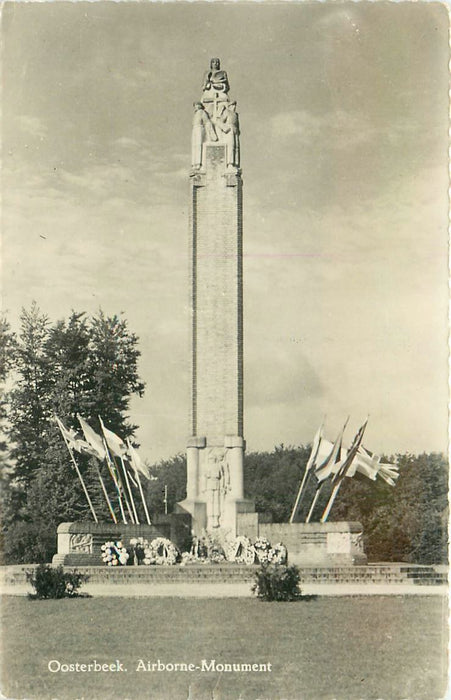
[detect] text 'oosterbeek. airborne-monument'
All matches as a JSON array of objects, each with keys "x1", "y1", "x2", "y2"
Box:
[{"x1": 177, "y1": 58, "x2": 255, "y2": 536}]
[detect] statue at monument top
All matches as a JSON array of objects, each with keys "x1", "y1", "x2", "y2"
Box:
[
  {"x1": 191, "y1": 58, "x2": 240, "y2": 171},
  {"x1": 202, "y1": 57, "x2": 230, "y2": 97}
]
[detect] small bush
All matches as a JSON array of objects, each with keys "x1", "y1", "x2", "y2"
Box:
[
  {"x1": 26, "y1": 564, "x2": 89, "y2": 599},
  {"x1": 252, "y1": 563, "x2": 302, "y2": 601}
]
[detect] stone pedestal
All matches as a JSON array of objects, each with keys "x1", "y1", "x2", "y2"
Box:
[
  {"x1": 252, "y1": 520, "x2": 367, "y2": 566},
  {"x1": 178, "y1": 435, "x2": 254, "y2": 537},
  {"x1": 52, "y1": 515, "x2": 191, "y2": 566}
]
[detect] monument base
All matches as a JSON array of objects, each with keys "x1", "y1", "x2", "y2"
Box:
[
  {"x1": 52, "y1": 514, "x2": 191, "y2": 566},
  {"x1": 176, "y1": 497, "x2": 255, "y2": 538}
]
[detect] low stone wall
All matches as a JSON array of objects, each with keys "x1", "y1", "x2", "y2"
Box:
[
  {"x1": 236, "y1": 515, "x2": 367, "y2": 566},
  {"x1": 258, "y1": 521, "x2": 367, "y2": 566},
  {"x1": 52, "y1": 514, "x2": 191, "y2": 566}
]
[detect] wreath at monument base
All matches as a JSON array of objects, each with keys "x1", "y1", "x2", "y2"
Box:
[
  {"x1": 269, "y1": 543, "x2": 288, "y2": 565},
  {"x1": 149, "y1": 537, "x2": 179, "y2": 566},
  {"x1": 226, "y1": 536, "x2": 256, "y2": 565},
  {"x1": 253, "y1": 537, "x2": 272, "y2": 564},
  {"x1": 101, "y1": 541, "x2": 130, "y2": 566},
  {"x1": 129, "y1": 537, "x2": 155, "y2": 565}
]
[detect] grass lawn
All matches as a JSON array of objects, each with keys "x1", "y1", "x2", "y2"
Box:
[{"x1": 1, "y1": 595, "x2": 448, "y2": 700}]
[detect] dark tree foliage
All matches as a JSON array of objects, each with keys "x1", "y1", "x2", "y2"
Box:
[
  {"x1": 332, "y1": 452, "x2": 448, "y2": 564},
  {"x1": 244, "y1": 445, "x2": 311, "y2": 522},
  {"x1": 7, "y1": 304, "x2": 52, "y2": 487},
  {"x1": 144, "y1": 454, "x2": 187, "y2": 516},
  {"x1": 1, "y1": 304, "x2": 145, "y2": 563}
]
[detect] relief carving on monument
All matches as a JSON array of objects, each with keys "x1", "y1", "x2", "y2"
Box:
[
  {"x1": 202, "y1": 447, "x2": 231, "y2": 529},
  {"x1": 69, "y1": 533, "x2": 93, "y2": 553},
  {"x1": 191, "y1": 58, "x2": 240, "y2": 171},
  {"x1": 350, "y1": 532, "x2": 365, "y2": 554}
]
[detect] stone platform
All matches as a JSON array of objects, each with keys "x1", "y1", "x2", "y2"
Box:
[
  {"x1": 52, "y1": 516, "x2": 191, "y2": 566},
  {"x1": 2, "y1": 563, "x2": 447, "y2": 587},
  {"x1": 238, "y1": 518, "x2": 368, "y2": 566}
]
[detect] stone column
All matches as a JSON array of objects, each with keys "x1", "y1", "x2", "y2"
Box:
[{"x1": 178, "y1": 60, "x2": 255, "y2": 537}]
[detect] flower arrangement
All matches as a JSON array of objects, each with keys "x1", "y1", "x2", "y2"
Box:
[
  {"x1": 129, "y1": 537, "x2": 155, "y2": 565},
  {"x1": 203, "y1": 532, "x2": 226, "y2": 563},
  {"x1": 149, "y1": 537, "x2": 179, "y2": 565},
  {"x1": 101, "y1": 535, "x2": 287, "y2": 568},
  {"x1": 101, "y1": 541, "x2": 130, "y2": 566},
  {"x1": 226, "y1": 535, "x2": 256, "y2": 565},
  {"x1": 269, "y1": 543, "x2": 288, "y2": 565},
  {"x1": 180, "y1": 551, "x2": 199, "y2": 566},
  {"x1": 181, "y1": 533, "x2": 226, "y2": 564},
  {"x1": 189, "y1": 535, "x2": 209, "y2": 560},
  {"x1": 253, "y1": 537, "x2": 272, "y2": 564}
]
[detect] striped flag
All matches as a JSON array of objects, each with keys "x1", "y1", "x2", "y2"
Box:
[
  {"x1": 315, "y1": 418, "x2": 349, "y2": 483},
  {"x1": 347, "y1": 445, "x2": 399, "y2": 485},
  {"x1": 332, "y1": 418, "x2": 368, "y2": 484}
]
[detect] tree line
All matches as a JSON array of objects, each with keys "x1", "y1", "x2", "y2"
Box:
[
  {"x1": 0, "y1": 303, "x2": 144, "y2": 563},
  {"x1": 0, "y1": 305, "x2": 447, "y2": 565}
]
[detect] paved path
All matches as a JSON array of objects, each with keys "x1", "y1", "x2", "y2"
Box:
[{"x1": 1, "y1": 582, "x2": 448, "y2": 598}]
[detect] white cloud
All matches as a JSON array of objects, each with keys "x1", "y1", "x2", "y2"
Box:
[
  {"x1": 270, "y1": 109, "x2": 378, "y2": 150},
  {"x1": 18, "y1": 115, "x2": 47, "y2": 140}
]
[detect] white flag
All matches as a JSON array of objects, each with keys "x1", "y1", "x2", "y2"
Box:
[{"x1": 99, "y1": 416, "x2": 128, "y2": 458}]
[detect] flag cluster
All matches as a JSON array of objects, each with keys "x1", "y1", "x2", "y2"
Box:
[
  {"x1": 55, "y1": 414, "x2": 151, "y2": 525},
  {"x1": 290, "y1": 419, "x2": 399, "y2": 524}
]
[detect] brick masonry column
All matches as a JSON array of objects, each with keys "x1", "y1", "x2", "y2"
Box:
[{"x1": 179, "y1": 69, "x2": 255, "y2": 536}]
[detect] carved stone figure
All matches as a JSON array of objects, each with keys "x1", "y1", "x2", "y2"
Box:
[
  {"x1": 191, "y1": 102, "x2": 217, "y2": 169},
  {"x1": 203, "y1": 448, "x2": 230, "y2": 528},
  {"x1": 202, "y1": 57, "x2": 230, "y2": 97},
  {"x1": 216, "y1": 102, "x2": 240, "y2": 167}
]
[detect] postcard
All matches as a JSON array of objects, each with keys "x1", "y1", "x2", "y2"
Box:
[{"x1": 1, "y1": 2, "x2": 449, "y2": 699}]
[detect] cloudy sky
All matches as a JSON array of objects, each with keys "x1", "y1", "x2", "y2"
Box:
[{"x1": 2, "y1": 1, "x2": 449, "y2": 463}]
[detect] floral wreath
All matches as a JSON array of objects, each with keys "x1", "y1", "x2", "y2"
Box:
[
  {"x1": 226, "y1": 536, "x2": 255, "y2": 565},
  {"x1": 129, "y1": 537, "x2": 155, "y2": 565},
  {"x1": 101, "y1": 540, "x2": 129, "y2": 566},
  {"x1": 149, "y1": 537, "x2": 179, "y2": 565},
  {"x1": 253, "y1": 536, "x2": 272, "y2": 564},
  {"x1": 269, "y1": 543, "x2": 288, "y2": 565}
]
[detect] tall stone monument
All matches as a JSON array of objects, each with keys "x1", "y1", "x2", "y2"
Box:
[{"x1": 178, "y1": 58, "x2": 254, "y2": 536}]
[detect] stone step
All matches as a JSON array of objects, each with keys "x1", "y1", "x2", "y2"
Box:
[{"x1": 1, "y1": 564, "x2": 447, "y2": 586}]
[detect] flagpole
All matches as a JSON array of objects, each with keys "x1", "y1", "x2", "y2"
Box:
[
  {"x1": 290, "y1": 467, "x2": 312, "y2": 523},
  {"x1": 126, "y1": 439, "x2": 151, "y2": 525},
  {"x1": 103, "y1": 438, "x2": 127, "y2": 523},
  {"x1": 320, "y1": 418, "x2": 369, "y2": 523},
  {"x1": 112, "y1": 454, "x2": 135, "y2": 523},
  {"x1": 290, "y1": 421, "x2": 325, "y2": 524},
  {"x1": 305, "y1": 485, "x2": 323, "y2": 523},
  {"x1": 94, "y1": 464, "x2": 117, "y2": 523},
  {"x1": 56, "y1": 420, "x2": 98, "y2": 523},
  {"x1": 98, "y1": 417, "x2": 136, "y2": 523},
  {"x1": 320, "y1": 479, "x2": 344, "y2": 523},
  {"x1": 135, "y1": 469, "x2": 151, "y2": 524},
  {"x1": 121, "y1": 455, "x2": 140, "y2": 524}
]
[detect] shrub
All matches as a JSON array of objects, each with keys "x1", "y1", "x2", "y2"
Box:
[
  {"x1": 26, "y1": 564, "x2": 89, "y2": 599},
  {"x1": 252, "y1": 563, "x2": 302, "y2": 601}
]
